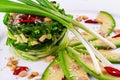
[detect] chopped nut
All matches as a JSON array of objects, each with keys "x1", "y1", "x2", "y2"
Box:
[
  {"x1": 10, "y1": 65, "x2": 17, "y2": 71},
  {"x1": 28, "y1": 72, "x2": 39, "y2": 79},
  {"x1": 20, "y1": 33, "x2": 28, "y2": 43},
  {"x1": 43, "y1": 17, "x2": 52, "y2": 22},
  {"x1": 39, "y1": 34, "x2": 51, "y2": 42},
  {"x1": 44, "y1": 56, "x2": 55, "y2": 62},
  {"x1": 7, "y1": 57, "x2": 18, "y2": 71},
  {"x1": 18, "y1": 70, "x2": 27, "y2": 77},
  {"x1": 75, "y1": 16, "x2": 88, "y2": 22},
  {"x1": 82, "y1": 16, "x2": 88, "y2": 20},
  {"x1": 39, "y1": 35, "x2": 47, "y2": 42},
  {"x1": 75, "y1": 16, "x2": 82, "y2": 22},
  {"x1": 95, "y1": 18, "x2": 103, "y2": 24},
  {"x1": 7, "y1": 59, "x2": 18, "y2": 66},
  {"x1": 6, "y1": 62, "x2": 13, "y2": 67},
  {"x1": 32, "y1": 72, "x2": 39, "y2": 76},
  {"x1": 114, "y1": 29, "x2": 120, "y2": 34},
  {"x1": 6, "y1": 57, "x2": 29, "y2": 77},
  {"x1": 11, "y1": 60, "x2": 18, "y2": 65},
  {"x1": 10, "y1": 13, "x2": 18, "y2": 20},
  {"x1": 13, "y1": 14, "x2": 24, "y2": 25}
]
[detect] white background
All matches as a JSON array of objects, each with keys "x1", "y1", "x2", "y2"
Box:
[{"x1": 0, "y1": 0, "x2": 120, "y2": 80}]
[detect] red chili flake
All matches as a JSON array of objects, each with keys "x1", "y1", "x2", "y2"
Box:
[
  {"x1": 85, "y1": 19, "x2": 98, "y2": 24},
  {"x1": 13, "y1": 66, "x2": 29, "y2": 75},
  {"x1": 104, "y1": 66, "x2": 120, "y2": 77},
  {"x1": 112, "y1": 34, "x2": 120, "y2": 38},
  {"x1": 19, "y1": 15, "x2": 37, "y2": 23}
]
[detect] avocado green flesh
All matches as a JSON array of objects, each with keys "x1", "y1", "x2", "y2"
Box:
[
  {"x1": 61, "y1": 51, "x2": 90, "y2": 80},
  {"x1": 67, "y1": 47, "x2": 120, "y2": 80},
  {"x1": 97, "y1": 11, "x2": 116, "y2": 36},
  {"x1": 41, "y1": 58, "x2": 64, "y2": 80}
]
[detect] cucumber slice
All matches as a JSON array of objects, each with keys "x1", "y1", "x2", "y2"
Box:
[
  {"x1": 59, "y1": 50, "x2": 90, "y2": 80},
  {"x1": 58, "y1": 49, "x2": 74, "y2": 80},
  {"x1": 90, "y1": 37, "x2": 120, "y2": 49},
  {"x1": 41, "y1": 57, "x2": 64, "y2": 80},
  {"x1": 96, "y1": 11, "x2": 116, "y2": 36},
  {"x1": 75, "y1": 49, "x2": 120, "y2": 63},
  {"x1": 99, "y1": 50, "x2": 120, "y2": 63},
  {"x1": 67, "y1": 47, "x2": 120, "y2": 80},
  {"x1": 74, "y1": 37, "x2": 120, "y2": 49}
]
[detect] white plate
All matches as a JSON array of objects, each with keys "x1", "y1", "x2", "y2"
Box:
[{"x1": 0, "y1": 0, "x2": 120, "y2": 80}]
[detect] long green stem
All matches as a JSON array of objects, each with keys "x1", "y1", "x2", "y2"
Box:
[{"x1": 36, "y1": 0, "x2": 58, "y2": 12}]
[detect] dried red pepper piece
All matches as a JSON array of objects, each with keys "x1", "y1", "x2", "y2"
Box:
[
  {"x1": 112, "y1": 34, "x2": 120, "y2": 38},
  {"x1": 13, "y1": 66, "x2": 29, "y2": 75},
  {"x1": 85, "y1": 19, "x2": 98, "y2": 24},
  {"x1": 19, "y1": 15, "x2": 37, "y2": 23},
  {"x1": 104, "y1": 66, "x2": 120, "y2": 77}
]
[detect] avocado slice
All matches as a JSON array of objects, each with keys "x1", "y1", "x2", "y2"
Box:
[
  {"x1": 41, "y1": 57, "x2": 64, "y2": 80},
  {"x1": 96, "y1": 11, "x2": 116, "y2": 36},
  {"x1": 67, "y1": 47, "x2": 120, "y2": 80},
  {"x1": 58, "y1": 49, "x2": 90, "y2": 80}
]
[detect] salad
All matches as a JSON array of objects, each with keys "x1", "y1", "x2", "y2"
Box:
[
  {"x1": 5, "y1": 12, "x2": 67, "y2": 60},
  {"x1": 0, "y1": 0, "x2": 120, "y2": 80}
]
